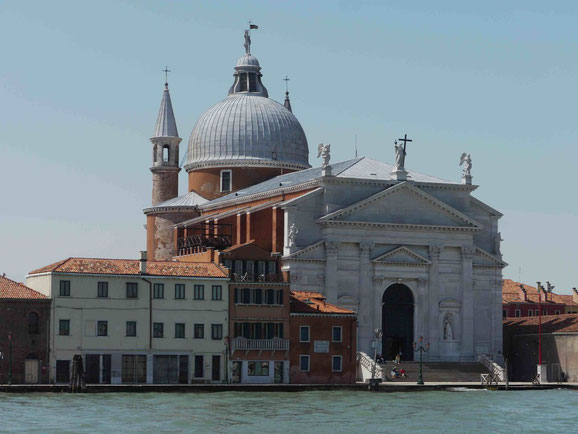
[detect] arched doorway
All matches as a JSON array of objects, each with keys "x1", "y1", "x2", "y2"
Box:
[{"x1": 382, "y1": 284, "x2": 414, "y2": 361}]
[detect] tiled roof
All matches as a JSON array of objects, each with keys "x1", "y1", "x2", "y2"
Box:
[
  {"x1": 502, "y1": 279, "x2": 577, "y2": 306},
  {"x1": 290, "y1": 290, "x2": 356, "y2": 315},
  {"x1": 504, "y1": 314, "x2": 578, "y2": 334},
  {"x1": 0, "y1": 275, "x2": 46, "y2": 299},
  {"x1": 28, "y1": 258, "x2": 228, "y2": 278},
  {"x1": 206, "y1": 157, "x2": 459, "y2": 207}
]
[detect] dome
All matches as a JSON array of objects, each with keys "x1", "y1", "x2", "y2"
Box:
[
  {"x1": 236, "y1": 54, "x2": 260, "y2": 68},
  {"x1": 185, "y1": 94, "x2": 310, "y2": 171}
]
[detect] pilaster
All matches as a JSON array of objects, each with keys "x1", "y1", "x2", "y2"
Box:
[
  {"x1": 428, "y1": 245, "x2": 443, "y2": 358},
  {"x1": 358, "y1": 242, "x2": 374, "y2": 352},
  {"x1": 461, "y1": 246, "x2": 476, "y2": 359},
  {"x1": 324, "y1": 240, "x2": 339, "y2": 303}
]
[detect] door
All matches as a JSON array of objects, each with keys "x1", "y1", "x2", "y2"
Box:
[
  {"x1": 55, "y1": 360, "x2": 70, "y2": 383},
  {"x1": 194, "y1": 355, "x2": 204, "y2": 379},
  {"x1": 232, "y1": 361, "x2": 242, "y2": 383},
  {"x1": 85, "y1": 355, "x2": 100, "y2": 383},
  {"x1": 122, "y1": 355, "x2": 147, "y2": 383},
  {"x1": 25, "y1": 359, "x2": 39, "y2": 384},
  {"x1": 153, "y1": 355, "x2": 179, "y2": 384},
  {"x1": 212, "y1": 356, "x2": 221, "y2": 382},
  {"x1": 274, "y1": 361, "x2": 283, "y2": 384},
  {"x1": 102, "y1": 355, "x2": 111, "y2": 384},
  {"x1": 179, "y1": 355, "x2": 189, "y2": 384},
  {"x1": 382, "y1": 284, "x2": 414, "y2": 361}
]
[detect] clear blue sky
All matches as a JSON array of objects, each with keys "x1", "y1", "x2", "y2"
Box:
[{"x1": 0, "y1": 0, "x2": 576, "y2": 293}]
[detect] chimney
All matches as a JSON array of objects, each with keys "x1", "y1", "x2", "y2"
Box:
[
  {"x1": 140, "y1": 251, "x2": 147, "y2": 275},
  {"x1": 518, "y1": 284, "x2": 527, "y2": 302},
  {"x1": 573, "y1": 288, "x2": 578, "y2": 304}
]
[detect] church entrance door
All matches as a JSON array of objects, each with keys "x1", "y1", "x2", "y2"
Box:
[{"x1": 382, "y1": 284, "x2": 414, "y2": 361}]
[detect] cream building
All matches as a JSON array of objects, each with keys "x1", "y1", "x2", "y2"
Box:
[{"x1": 26, "y1": 254, "x2": 229, "y2": 384}]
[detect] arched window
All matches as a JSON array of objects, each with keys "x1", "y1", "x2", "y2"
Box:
[
  {"x1": 163, "y1": 145, "x2": 169, "y2": 163},
  {"x1": 28, "y1": 312, "x2": 39, "y2": 334}
]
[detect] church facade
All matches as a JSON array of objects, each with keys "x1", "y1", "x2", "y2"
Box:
[{"x1": 143, "y1": 29, "x2": 506, "y2": 363}]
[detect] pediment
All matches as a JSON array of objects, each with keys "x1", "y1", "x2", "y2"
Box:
[
  {"x1": 319, "y1": 182, "x2": 482, "y2": 229},
  {"x1": 283, "y1": 240, "x2": 326, "y2": 261},
  {"x1": 372, "y1": 246, "x2": 431, "y2": 266},
  {"x1": 473, "y1": 247, "x2": 507, "y2": 268}
]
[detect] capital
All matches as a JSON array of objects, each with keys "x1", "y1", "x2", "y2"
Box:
[
  {"x1": 417, "y1": 278, "x2": 428, "y2": 288},
  {"x1": 325, "y1": 240, "x2": 340, "y2": 254},
  {"x1": 428, "y1": 245, "x2": 443, "y2": 260},
  {"x1": 461, "y1": 246, "x2": 476, "y2": 260},
  {"x1": 359, "y1": 242, "x2": 375, "y2": 255}
]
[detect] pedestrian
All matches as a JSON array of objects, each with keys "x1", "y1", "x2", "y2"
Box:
[{"x1": 395, "y1": 353, "x2": 401, "y2": 365}]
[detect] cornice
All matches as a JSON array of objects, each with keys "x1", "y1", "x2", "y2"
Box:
[
  {"x1": 184, "y1": 159, "x2": 310, "y2": 172},
  {"x1": 317, "y1": 220, "x2": 480, "y2": 233},
  {"x1": 143, "y1": 205, "x2": 199, "y2": 215}
]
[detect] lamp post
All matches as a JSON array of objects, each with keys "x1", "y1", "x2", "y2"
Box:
[
  {"x1": 8, "y1": 331, "x2": 13, "y2": 385},
  {"x1": 536, "y1": 282, "x2": 543, "y2": 384},
  {"x1": 413, "y1": 336, "x2": 429, "y2": 385}
]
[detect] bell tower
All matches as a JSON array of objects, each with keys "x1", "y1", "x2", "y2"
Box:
[{"x1": 150, "y1": 80, "x2": 181, "y2": 205}]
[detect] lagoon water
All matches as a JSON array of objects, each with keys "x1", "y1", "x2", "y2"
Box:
[{"x1": 0, "y1": 389, "x2": 576, "y2": 433}]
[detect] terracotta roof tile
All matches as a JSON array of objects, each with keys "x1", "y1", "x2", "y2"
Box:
[
  {"x1": 0, "y1": 275, "x2": 46, "y2": 299},
  {"x1": 502, "y1": 279, "x2": 576, "y2": 306},
  {"x1": 290, "y1": 290, "x2": 356, "y2": 315},
  {"x1": 504, "y1": 314, "x2": 578, "y2": 334},
  {"x1": 28, "y1": 258, "x2": 228, "y2": 278}
]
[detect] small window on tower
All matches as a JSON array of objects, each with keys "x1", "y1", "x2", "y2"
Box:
[
  {"x1": 153, "y1": 145, "x2": 158, "y2": 163},
  {"x1": 239, "y1": 73, "x2": 248, "y2": 92},
  {"x1": 248, "y1": 73, "x2": 257, "y2": 92},
  {"x1": 220, "y1": 170, "x2": 232, "y2": 192},
  {"x1": 163, "y1": 145, "x2": 169, "y2": 163}
]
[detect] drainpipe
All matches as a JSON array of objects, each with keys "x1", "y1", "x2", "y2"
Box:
[{"x1": 139, "y1": 251, "x2": 152, "y2": 351}]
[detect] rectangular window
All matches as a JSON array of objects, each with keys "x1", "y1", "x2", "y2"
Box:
[
  {"x1": 59, "y1": 280, "x2": 71, "y2": 297},
  {"x1": 153, "y1": 322, "x2": 164, "y2": 338},
  {"x1": 194, "y1": 355, "x2": 204, "y2": 378},
  {"x1": 241, "y1": 288, "x2": 251, "y2": 304},
  {"x1": 126, "y1": 321, "x2": 137, "y2": 337},
  {"x1": 276, "y1": 323, "x2": 284, "y2": 339},
  {"x1": 332, "y1": 326, "x2": 342, "y2": 343},
  {"x1": 502, "y1": 310, "x2": 507, "y2": 318},
  {"x1": 268, "y1": 261, "x2": 277, "y2": 275},
  {"x1": 535, "y1": 310, "x2": 539, "y2": 316},
  {"x1": 300, "y1": 326, "x2": 310, "y2": 342},
  {"x1": 528, "y1": 310, "x2": 534, "y2": 317},
  {"x1": 246, "y1": 260, "x2": 254, "y2": 278},
  {"x1": 175, "y1": 323, "x2": 185, "y2": 338},
  {"x1": 265, "y1": 289, "x2": 275, "y2": 305},
  {"x1": 299, "y1": 355, "x2": 310, "y2": 372},
  {"x1": 276, "y1": 289, "x2": 284, "y2": 305},
  {"x1": 59, "y1": 319, "x2": 70, "y2": 336},
  {"x1": 97, "y1": 282, "x2": 108, "y2": 298},
  {"x1": 126, "y1": 282, "x2": 138, "y2": 299},
  {"x1": 543, "y1": 310, "x2": 548, "y2": 316},
  {"x1": 555, "y1": 310, "x2": 561, "y2": 315},
  {"x1": 153, "y1": 283, "x2": 164, "y2": 299},
  {"x1": 224, "y1": 259, "x2": 233, "y2": 271},
  {"x1": 211, "y1": 324, "x2": 223, "y2": 340},
  {"x1": 234, "y1": 260, "x2": 243, "y2": 275},
  {"x1": 248, "y1": 361, "x2": 270, "y2": 376},
  {"x1": 97, "y1": 321, "x2": 108, "y2": 337},
  {"x1": 220, "y1": 170, "x2": 232, "y2": 192},
  {"x1": 194, "y1": 324, "x2": 204, "y2": 339},
  {"x1": 515, "y1": 309, "x2": 521, "y2": 318},
  {"x1": 212, "y1": 285, "x2": 222, "y2": 300},
  {"x1": 194, "y1": 285, "x2": 204, "y2": 300},
  {"x1": 257, "y1": 261, "x2": 266, "y2": 277},
  {"x1": 175, "y1": 284, "x2": 185, "y2": 299},
  {"x1": 254, "y1": 288, "x2": 263, "y2": 304},
  {"x1": 266, "y1": 323, "x2": 274, "y2": 339},
  {"x1": 332, "y1": 355, "x2": 343, "y2": 372}
]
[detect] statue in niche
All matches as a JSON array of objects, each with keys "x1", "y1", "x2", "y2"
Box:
[
  {"x1": 443, "y1": 314, "x2": 454, "y2": 341},
  {"x1": 394, "y1": 141, "x2": 406, "y2": 170},
  {"x1": 494, "y1": 232, "x2": 503, "y2": 255},
  {"x1": 288, "y1": 223, "x2": 299, "y2": 247}
]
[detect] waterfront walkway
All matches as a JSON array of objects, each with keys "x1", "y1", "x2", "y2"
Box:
[{"x1": 0, "y1": 382, "x2": 576, "y2": 393}]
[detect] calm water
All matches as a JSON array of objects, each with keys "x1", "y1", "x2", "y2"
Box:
[{"x1": 0, "y1": 389, "x2": 576, "y2": 433}]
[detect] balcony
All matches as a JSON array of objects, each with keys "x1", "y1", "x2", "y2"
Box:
[
  {"x1": 232, "y1": 273, "x2": 285, "y2": 283},
  {"x1": 230, "y1": 337, "x2": 289, "y2": 354}
]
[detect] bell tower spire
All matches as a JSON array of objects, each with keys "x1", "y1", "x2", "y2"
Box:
[{"x1": 150, "y1": 72, "x2": 181, "y2": 206}]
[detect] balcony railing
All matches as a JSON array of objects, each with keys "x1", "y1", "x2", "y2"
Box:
[
  {"x1": 232, "y1": 273, "x2": 285, "y2": 283},
  {"x1": 230, "y1": 337, "x2": 289, "y2": 352}
]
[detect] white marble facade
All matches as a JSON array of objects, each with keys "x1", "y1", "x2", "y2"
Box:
[{"x1": 282, "y1": 173, "x2": 505, "y2": 362}]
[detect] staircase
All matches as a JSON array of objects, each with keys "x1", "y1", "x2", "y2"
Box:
[
  {"x1": 357, "y1": 352, "x2": 385, "y2": 382},
  {"x1": 379, "y1": 361, "x2": 488, "y2": 383}
]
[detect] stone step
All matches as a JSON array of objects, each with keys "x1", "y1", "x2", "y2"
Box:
[{"x1": 378, "y1": 362, "x2": 488, "y2": 382}]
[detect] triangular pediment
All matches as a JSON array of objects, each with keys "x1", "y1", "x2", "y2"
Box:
[
  {"x1": 283, "y1": 240, "x2": 326, "y2": 261},
  {"x1": 372, "y1": 246, "x2": 431, "y2": 266},
  {"x1": 319, "y1": 182, "x2": 482, "y2": 229},
  {"x1": 473, "y1": 247, "x2": 507, "y2": 268}
]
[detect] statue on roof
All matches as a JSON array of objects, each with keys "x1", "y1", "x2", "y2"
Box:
[
  {"x1": 394, "y1": 141, "x2": 406, "y2": 170},
  {"x1": 459, "y1": 153, "x2": 472, "y2": 177},
  {"x1": 244, "y1": 30, "x2": 251, "y2": 55},
  {"x1": 317, "y1": 143, "x2": 331, "y2": 167}
]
